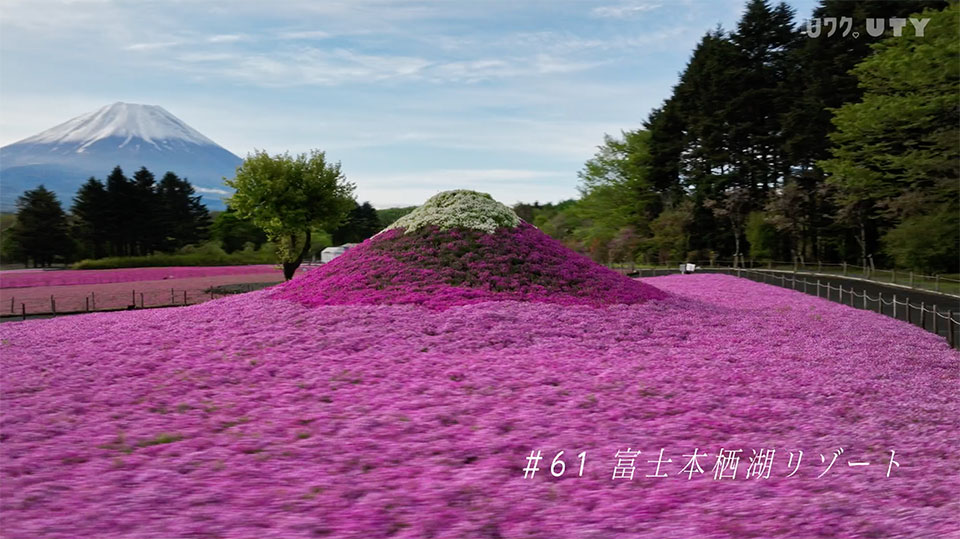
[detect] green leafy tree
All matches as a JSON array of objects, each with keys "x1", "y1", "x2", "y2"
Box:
[
  {"x1": 332, "y1": 201, "x2": 381, "y2": 245},
  {"x1": 211, "y1": 207, "x2": 268, "y2": 253},
  {"x1": 883, "y1": 207, "x2": 959, "y2": 272},
  {"x1": 574, "y1": 130, "x2": 658, "y2": 261},
  {"x1": 785, "y1": 0, "x2": 949, "y2": 262},
  {"x1": 821, "y1": 4, "x2": 958, "y2": 271},
  {"x1": 640, "y1": 199, "x2": 695, "y2": 264},
  {"x1": 6, "y1": 186, "x2": 73, "y2": 267},
  {"x1": 226, "y1": 149, "x2": 356, "y2": 280},
  {"x1": 765, "y1": 181, "x2": 811, "y2": 264},
  {"x1": 377, "y1": 206, "x2": 417, "y2": 229},
  {"x1": 745, "y1": 211, "x2": 778, "y2": 262},
  {"x1": 704, "y1": 186, "x2": 752, "y2": 266}
]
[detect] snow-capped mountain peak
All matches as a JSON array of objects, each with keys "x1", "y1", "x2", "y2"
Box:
[
  {"x1": 1, "y1": 102, "x2": 243, "y2": 210},
  {"x1": 19, "y1": 102, "x2": 218, "y2": 151}
]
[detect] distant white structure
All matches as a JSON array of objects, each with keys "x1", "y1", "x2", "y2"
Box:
[
  {"x1": 320, "y1": 243, "x2": 358, "y2": 263},
  {"x1": 680, "y1": 263, "x2": 697, "y2": 274}
]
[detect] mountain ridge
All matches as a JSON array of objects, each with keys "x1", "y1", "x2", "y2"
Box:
[{"x1": 0, "y1": 102, "x2": 242, "y2": 211}]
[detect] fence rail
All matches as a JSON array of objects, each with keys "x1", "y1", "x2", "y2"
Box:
[
  {"x1": 609, "y1": 259, "x2": 960, "y2": 296},
  {"x1": 630, "y1": 265, "x2": 960, "y2": 350},
  {"x1": 0, "y1": 284, "x2": 266, "y2": 321}
]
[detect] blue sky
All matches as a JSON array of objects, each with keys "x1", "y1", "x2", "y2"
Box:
[{"x1": 0, "y1": 0, "x2": 818, "y2": 208}]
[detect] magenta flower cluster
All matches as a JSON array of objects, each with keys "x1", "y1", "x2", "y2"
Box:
[
  {"x1": 271, "y1": 224, "x2": 666, "y2": 309},
  {"x1": 0, "y1": 265, "x2": 280, "y2": 289},
  {"x1": 1, "y1": 274, "x2": 957, "y2": 538}
]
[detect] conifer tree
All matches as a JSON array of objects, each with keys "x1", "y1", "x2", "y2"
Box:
[{"x1": 7, "y1": 186, "x2": 73, "y2": 267}]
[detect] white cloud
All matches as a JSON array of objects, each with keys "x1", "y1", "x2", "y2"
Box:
[
  {"x1": 348, "y1": 169, "x2": 579, "y2": 208},
  {"x1": 165, "y1": 48, "x2": 600, "y2": 87},
  {"x1": 207, "y1": 34, "x2": 248, "y2": 43},
  {"x1": 591, "y1": 1, "x2": 663, "y2": 19},
  {"x1": 275, "y1": 30, "x2": 332, "y2": 40},
  {"x1": 177, "y1": 52, "x2": 238, "y2": 63},
  {"x1": 195, "y1": 186, "x2": 231, "y2": 196},
  {"x1": 125, "y1": 41, "x2": 182, "y2": 51}
]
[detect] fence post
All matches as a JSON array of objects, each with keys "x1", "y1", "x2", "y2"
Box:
[
  {"x1": 817, "y1": 280, "x2": 822, "y2": 297},
  {"x1": 877, "y1": 293, "x2": 882, "y2": 313},
  {"x1": 862, "y1": 291, "x2": 867, "y2": 310},
  {"x1": 917, "y1": 302, "x2": 924, "y2": 328},
  {"x1": 171, "y1": 288, "x2": 175, "y2": 304},
  {"x1": 50, "y1": 296, "x2": 56, "y2": 316},
  {"x1": 9, "y1": 297, "x2": 13, "y2": 314},
  {"x1": 950, "y1": 319, "x2": 956, "y2": 349},
  {"x1": 140, "y1": 292, "x2": 145, "y2": 308},
  {"x1": 933, "y1": 305, "x2": 938, "y2": 336},
  {"x1": 91, "y1": 292, "x2": 96, "y2": 310},
  {"x1": 132, "y1": 289, "x2": 136, "y2": 307},
  {"x1": 893, "y1": 295, "x2": 897, "y2": 319},
  {"x1": 86, "y1": 297, "x2": 90, "y2": 312},
  {"x1": 842, "y1": 262, "x2": 847, "y2": 276},
  {"x1": 183, "y1": 290, "x2": 187, "y2": 305},
  {"x1": 839, "y1": 285, "x2": 844, "y2": 306}
]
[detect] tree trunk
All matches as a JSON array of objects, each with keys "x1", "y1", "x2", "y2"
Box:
[
  {"x1": 282, "y1": 229, "x2": 312, "y2": 281},
  {"x1": 857, "y1": 220, "x2": 867, "y2": 270},
  {"x1": 733, "y1": 230, "x2": 741, "y2": 268}
]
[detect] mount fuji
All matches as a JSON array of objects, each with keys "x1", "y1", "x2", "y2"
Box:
[{"x1": 0, "y1": 102, "x2": 243, "y2": 211}]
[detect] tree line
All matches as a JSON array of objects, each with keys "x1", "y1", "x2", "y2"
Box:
[
  {"x1": 526, "y1": 0, "x2": 957, "y2": 273},
  {"x1": 3, "y1": 167, "x2": 212, "y2": 267},
  {"x1": 1, "y1": 160, "x2": 401, "y2": 269}
]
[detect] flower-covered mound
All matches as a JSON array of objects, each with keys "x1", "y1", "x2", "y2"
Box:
[
  {"x1": 385, "y1": 189, "x2": 521, "y2": 233},
  {"x1": 1, "y1": 274, "x2": 958, "y2": 538},
  {"x1": 271, "y1": 223, "x2": 666, "y2": 309}
]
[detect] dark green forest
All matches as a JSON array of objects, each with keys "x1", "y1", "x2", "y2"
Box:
[
  {"x1": 0, "y1": 164, "x2": 409, "y2": 268},
  {"x1": 522, "y1": 0, "x2": 958, "y2": 273},
  {"x1": 3, "y1": 166, "x2": 213, "y2": 267}
]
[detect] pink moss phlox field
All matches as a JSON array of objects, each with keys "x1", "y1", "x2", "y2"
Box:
[
  {"x1": 0, "y1": 273, "x2": 282, "y2": 313},
  {"x1": 270, "y1": 224, "x2": 666, "y2": 309},
  {"x1": 0, "y1": 265, "x2": 281, "y2": 289},
  {"x1": 2, "y1": 274, "x2": 958, "y2": 538}
]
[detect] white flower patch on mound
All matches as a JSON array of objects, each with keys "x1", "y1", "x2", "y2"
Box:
[{"x1": 385, "y1": 189, "x2": 522, "y2": 233}]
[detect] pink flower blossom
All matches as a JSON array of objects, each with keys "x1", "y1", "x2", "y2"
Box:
[
  {"x1": 1, "y1": 273, "x2": 956, "y2": 537},
  {"x1": 270, "y1": 224, "x2": 666, "y2": 309}
]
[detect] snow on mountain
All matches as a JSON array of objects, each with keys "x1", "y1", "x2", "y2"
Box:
[
  {"x1": 0, "y1": 102, "x2": 242, "y2": 211},
  {"x1": 19, "y1": 102, "x2": 219, "y2": 151}
]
